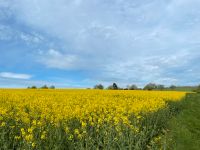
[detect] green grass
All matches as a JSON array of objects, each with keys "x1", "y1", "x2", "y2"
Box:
[
  {"x1": 163, "y1": 86, "x2": 197, "y2": 92},
  {"x1": 167, "y1": 93, "x2": 200, "y2": 150},
  {"x1": 173, "y1": 86, "x2": 197, "y2": 92}
]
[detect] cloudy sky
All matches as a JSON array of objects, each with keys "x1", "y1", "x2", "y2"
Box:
[{"x1": 0, "y1": 0, "x2": 200, "y2": 88}]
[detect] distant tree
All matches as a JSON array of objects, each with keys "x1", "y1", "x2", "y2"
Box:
[
  {"x1": 113, "y1": 83, "x2": 118, "y2": 90},
  {"x1": 196, "y1": 85, "x2": 200, "y2": 93},
  {"x1": 94, "y1": 84, "x2": 104, "y2": 90},
  {"x1": 157, "y1": 84, "x2": 165, "y2": 90},
  {"x1": 49, "y1": 85, "x2": 55, "y2": 89},
  {"x1": 27, "y1": 86, "x2": 30, "y2": 89},
  {"x1": 128, "y1": 84, "x2": 138, "y2": 90},
  {"x1": 169, "y1": 85, "x2": 176, "y2": 90},
  {"x1": 107, "y1": 85, "x2": 113, "y2": 90},
  {"x1": 107, "y1": 83, "x2": 119, "y2": 90},
  {"x1": 143, "y1": 83, "x2": 157, "y2": 91},
  {"x1": 31, "y1": 86, "x2": 37, "y2": 89},
  {"x1": 41, "y1": 85, "x2": 48, "y2": 89}
]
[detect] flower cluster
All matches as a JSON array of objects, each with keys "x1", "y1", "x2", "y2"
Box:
[{"x1": 0, "y1": 89, "x2": 186, "y2": 149}]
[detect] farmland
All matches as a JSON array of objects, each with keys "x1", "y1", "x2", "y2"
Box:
[{"x1": 0, "y1": 89, "x2": 186, "y2": 149}]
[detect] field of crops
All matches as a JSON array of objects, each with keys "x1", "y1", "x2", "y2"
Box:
[{"x1": 0, "y1": 89, "x2": 186, "y2": 149}]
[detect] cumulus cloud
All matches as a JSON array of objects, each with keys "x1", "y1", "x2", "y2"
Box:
[
  {"x1": 0, "y1": 72, "x2": 32, "y2": 80},
  {"x1": 0, "y1": 24, "x2": 44, "y2": 45},
  {"x1": 0, "y1": 0, "x2": 200, "y2": 87},
  {"x1": 38, "y1": 49, "x2": 80, "y2": 70}
]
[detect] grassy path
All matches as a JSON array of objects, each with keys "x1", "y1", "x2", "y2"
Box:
[{"x1": 167, "y1": 93, "x2": 200, "y2": 150}]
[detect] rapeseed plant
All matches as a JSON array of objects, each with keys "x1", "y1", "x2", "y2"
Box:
[{"x1": 0, "y1": 89, "x2": 186, "y2": 149}]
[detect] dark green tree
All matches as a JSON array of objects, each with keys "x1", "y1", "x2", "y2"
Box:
[
  {"x1": 113, "y1": 83, "x2": 118, "y2": 90},
  {"x1": 31, "y1": 86, "x2": 37, "y2": 89},
  {"x1": 169, "y1": 85, "x2": 176, "y2": 90},
  {"x1": 94, "y1": 84, "x2": 104, "y2": 89},
  {"x1": 196, "y1": 85, "x2": 200, "y2": 93},
  {"x1": 41, "y1": 85, "x2": 48, "y2": 89},
  {"x1": 143, "y1": 83, "x2": 157, "y2": 91},
  {"x1": 107, "y1": 85, "x2": 113, "y2": 90},
  {"x1": 128, "y1": 84, "x2": 138, "y2": 90},
  {"x1": 157, "y1": 84, "x2": 165, "y2": 90},
  {"x1": 49, "y1": 85, "x2": 55, "y2": 89}
]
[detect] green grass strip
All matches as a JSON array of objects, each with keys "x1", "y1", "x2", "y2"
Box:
[{"x1": 167, "y1": 93, "x2": 200, "y2": 150}]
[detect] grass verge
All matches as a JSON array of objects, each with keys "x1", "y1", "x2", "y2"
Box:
[{"x1": 166, "y1": 93, "x2": 200, "y2": 150}]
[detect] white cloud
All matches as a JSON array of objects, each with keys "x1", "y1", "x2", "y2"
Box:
[
  {"x1": 0, "y1": 24, "x2": 44, "y2": 45},
  {"x1": 0, "y1": 76, "x2": 87, "y2": 88},
  {"x1": 1, "y1": 0, "x2": 200, "y2": 86},
  {"x1": 0, "y1": 0, "x2": 12, "y2": 20},
  {"x1": 0, "y1": 72, "x2": 32, "y2": 80},
  {"x1": 19, "y1": 32, "x2": 44, "y2": 44},
  {"x1": 38, "y1": 49, "x2": 80, "y2": 70}
]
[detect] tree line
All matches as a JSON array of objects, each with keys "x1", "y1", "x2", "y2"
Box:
[
  {"x1": 27, "y1": 85, "x2": 55, "y2": 89},
  {"x1": 93, "y1": 83, "x2": 200, "y2": 91},
  {"x1": 27, "y1": 83, "x2": 200, "y2": 92}
]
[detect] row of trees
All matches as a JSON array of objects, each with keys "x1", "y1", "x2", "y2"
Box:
[
  {"x1": 27, "y1": 85, "x2": 55, "y2": 89},
  {"x1": 94, "y1": 83, "x2": 120, "y2": 90},
  {"x1": 94, "y1": 83, "x2": 178, "y2": 91},
  {"x1": 26, "y1": 83, "x2": 200, "y2": 92}
]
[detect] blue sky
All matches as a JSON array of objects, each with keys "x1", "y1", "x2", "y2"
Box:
[{"x1": 0, "y1": 0, "x2": 200, "y2": 88}]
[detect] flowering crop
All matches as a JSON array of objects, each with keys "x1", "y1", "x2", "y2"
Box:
[{"x1": 0, "y1": 89, "x2": 186, "y2": 149}]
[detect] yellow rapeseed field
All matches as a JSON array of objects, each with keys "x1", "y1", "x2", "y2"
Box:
[{"x1": 0, "y1": 89, "x2": 186, "y2": 149}]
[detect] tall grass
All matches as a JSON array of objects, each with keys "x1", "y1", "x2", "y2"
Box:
[{"x1": 165, "y1": 93, "x2": 200, "y2": 150}]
